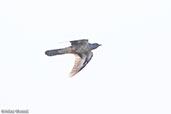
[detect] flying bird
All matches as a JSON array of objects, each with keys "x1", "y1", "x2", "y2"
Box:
[{"x1": 45, "y1": 39, "x2": 101, "y2": 77}]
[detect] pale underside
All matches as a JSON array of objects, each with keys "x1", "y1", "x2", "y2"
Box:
[{"x1": 69, "y1": 51, "x2": 93, "y2": 77}]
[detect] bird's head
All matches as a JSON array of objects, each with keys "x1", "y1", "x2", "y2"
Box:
[{"x1": 89, "y1": 43, "x2": 102, "y2": 50}]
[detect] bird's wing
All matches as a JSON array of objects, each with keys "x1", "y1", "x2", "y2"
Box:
[
  {"x1": 69, "y1": 51, "x2": 93, "y2": 77},
  {"x1": 70, "y1": 39, "x2": 88, "y2": 46}
]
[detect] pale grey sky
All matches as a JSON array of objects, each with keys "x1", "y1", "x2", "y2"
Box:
[{"x1": 0, "y1": 0, "x2": 171, "y2": 114}]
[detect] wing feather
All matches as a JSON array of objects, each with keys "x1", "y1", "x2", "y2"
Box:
[
  {"x1": 69, "y1": 52, "x2": 93, "y2": 77},
  {"x1": 70, "y1": 39, "x2": 88, "y2": 46}
]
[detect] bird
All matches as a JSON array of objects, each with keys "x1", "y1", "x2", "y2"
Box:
[{"x1": 45, "y1": 39, "x2": 101, "y2": 77}]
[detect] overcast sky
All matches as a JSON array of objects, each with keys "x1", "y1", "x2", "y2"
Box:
[{"x1": 0, "y1": 0, "x2": 171, "y2": 114}]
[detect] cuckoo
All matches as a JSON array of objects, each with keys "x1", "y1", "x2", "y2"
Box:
[{"x1": 45, "y1": 39, "x2": 101, "y2": 77}]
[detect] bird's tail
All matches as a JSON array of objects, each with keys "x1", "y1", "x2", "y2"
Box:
[{"x1": 45, "y1": 47, "x2": 73, "y2": 56}]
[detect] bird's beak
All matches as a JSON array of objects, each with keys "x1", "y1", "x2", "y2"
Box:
[{"x1": 99, "y1": 44, "x2": 102, "y2": 46}]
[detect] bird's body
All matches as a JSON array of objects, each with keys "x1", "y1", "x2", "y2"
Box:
[{"x1": 45, "y1": 39, "x2": 101, "y2": 77}]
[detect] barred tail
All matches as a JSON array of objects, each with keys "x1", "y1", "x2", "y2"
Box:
[{"x1": 45, "y1": 47, "x2": 73, "y2": 56}]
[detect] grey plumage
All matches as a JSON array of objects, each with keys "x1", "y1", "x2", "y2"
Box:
[
  {"x1": 45, "y1": 39, "x2": 101, "y2": 77},
  {"x1": 45, "y1": 49, "x2": 63, "y2": 56}
]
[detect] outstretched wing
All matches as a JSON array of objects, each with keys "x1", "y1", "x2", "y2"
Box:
[
  {"x1": 70, "y1": 51, "x2": 93, "y2": 77},
  {"x1": 70, "y1": 39, "x2": 88, "y2": 46}
]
